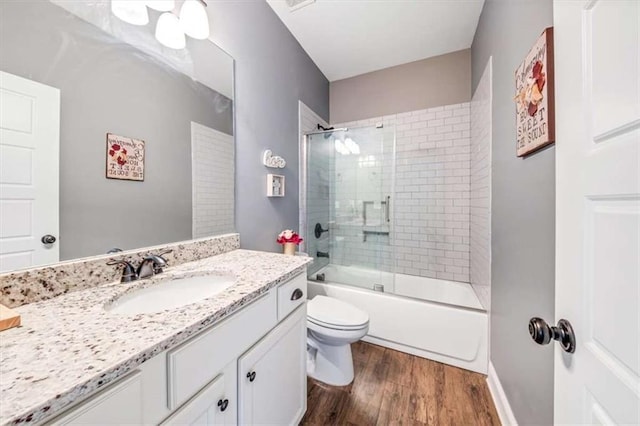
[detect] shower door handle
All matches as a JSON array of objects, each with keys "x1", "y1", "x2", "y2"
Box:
[{"x1": 385, "y1": 196, "x2": 391, "y2": 223}]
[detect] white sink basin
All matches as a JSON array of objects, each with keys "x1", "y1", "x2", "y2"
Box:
[{"x1": 106, "y1": 274, "x2": 235, "y2": 315}]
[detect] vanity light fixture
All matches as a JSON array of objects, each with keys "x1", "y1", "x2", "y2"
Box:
[
  {"x1": 179, "y1": 0, "x2": 210, "y2": 40},
  {"x1": 146, "y1": 0, "x2": 175, "y2": 12},
  {"x1": 111, "y1": 0, "x2": 149, "y2": 26},
  {"x1": 155, "y1": 12, "x2": 186, "y2": 49}
]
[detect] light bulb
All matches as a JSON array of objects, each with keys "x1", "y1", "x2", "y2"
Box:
[
  {"x1": 155, "y1": 12, "x2": 186, "y2": 49},
  {"x1": 111, "y1": 0, "x2": 149, "y2": 26},
  {"x1": 179, "y1": 0, "x2": 210, "y2": 40},
  {"x1": 146, "y1": 0, "x2": 175, "y2": 12},
  {"x1": 334, "y1": 139, "x2": 349, "y2": 155},
  {"x1": 345, "y1": 138, "x2": 360, "y2": 155}
]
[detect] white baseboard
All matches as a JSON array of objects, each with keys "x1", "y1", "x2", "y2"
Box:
[{"x1": 487, "y1": 361, "x2": 518, "y2": 426}]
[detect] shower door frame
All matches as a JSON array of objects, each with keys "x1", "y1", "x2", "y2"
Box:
[{"x1": 298, "y1": 128, "x2": 345, "y2": 255}]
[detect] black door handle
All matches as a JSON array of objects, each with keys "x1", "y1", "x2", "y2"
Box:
[
  {"x1": 41, "y1": 234, "x2": 56, "y2": 244},
  {"x1": 291, "y1": 288, "x2": 304, "y2": 301},
  {"x1": 217, "y1": 398, "x2": 229, "y2": 412},
  {"x1": 529, "y1": 317, "x2": 576, "y2": 353},
  {"x1": 247, "y1": 371, "x2": 256, "y2": 382}
]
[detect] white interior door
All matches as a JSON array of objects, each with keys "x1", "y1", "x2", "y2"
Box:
[
  {"x1": 0, "y1": 71, "x2": 60, "y2": 272},
  {"x1": 554, "y1": 1, "x2": 640, "y2": 424}
]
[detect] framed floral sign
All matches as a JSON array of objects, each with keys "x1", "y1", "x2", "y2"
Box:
[
  {"x1": 105, "y1": 133, "x2": 145, "y2": 181},
  {"x1": 514, "y1": 27, "x2": 555, "y2": 157}
]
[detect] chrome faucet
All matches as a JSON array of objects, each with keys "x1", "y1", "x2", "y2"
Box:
[
  {"x1": 136, "y1": 251, "x2": 172, "y2": 279},
  {"x1": 108, "y1": 250, "x2": 172, "y2": 282},
  {"x1": 107, "y1": 259, "x2": 138, "y2": 283}
]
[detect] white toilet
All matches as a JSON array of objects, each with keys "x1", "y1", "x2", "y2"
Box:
[{"x1": 306, "y1": 295, "x2": 369, "y2": 386}]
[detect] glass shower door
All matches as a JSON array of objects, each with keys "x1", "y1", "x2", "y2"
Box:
[{"x1": 305, "y1": 125, "x2": 395, "y2": 293}]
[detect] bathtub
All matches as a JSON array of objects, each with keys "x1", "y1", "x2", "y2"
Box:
[{"x1": 307, "y1": 264, "x2": 488, "y2": 374}]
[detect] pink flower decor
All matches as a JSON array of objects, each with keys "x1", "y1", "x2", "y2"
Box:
[{"x1": 277, "y1": 229, "x2": 303, "y2": 245}]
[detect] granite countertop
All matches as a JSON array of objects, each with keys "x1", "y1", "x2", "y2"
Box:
[{"x1": 0, "y1": 249, "x2": 312, "y2": 425}]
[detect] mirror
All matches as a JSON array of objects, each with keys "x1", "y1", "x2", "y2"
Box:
[{"x1": 0, "y1": 1, "x2": 235, "y2": 272}]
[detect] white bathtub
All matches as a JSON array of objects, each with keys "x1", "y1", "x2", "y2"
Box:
[{"x1": 308, "y1": 264, "x2": 488, "y2": 374}]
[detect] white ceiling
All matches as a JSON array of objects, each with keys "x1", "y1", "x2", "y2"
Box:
[{"x1": 266, "y1": 0, "x2": 485, "y2": 82}]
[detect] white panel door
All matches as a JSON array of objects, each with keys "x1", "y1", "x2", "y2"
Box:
[
  {"x1": 49, "y1": 372, "x2": 143, "y2": 425},
  {"x1": 554, "y1": 1, "x2": 640, "y2": 424},
  {"x1": 161, "y1": 373, "x2": 231, "y2": 426},
  {"x1": 0, "y1": 71, "x2": 60, "y2": 272},
  {"x1": 238, "y1": 305, "x2": 307, "y2": 426}
]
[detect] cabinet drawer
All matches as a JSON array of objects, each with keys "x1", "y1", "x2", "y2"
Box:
[
  {"x1": 167, "y1": 290, "x2": 277, "y2": 410},
  {"x1": 277, "y1": 273, "x2": 307, "y2": 321},
  {"x1": 48, "y1": 371, "x2": 143, "y2": 425}
]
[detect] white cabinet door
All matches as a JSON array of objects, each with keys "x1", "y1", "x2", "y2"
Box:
[
  {"x1": 238, "y1": 305, "x2": 307, "y2": 426},
  {"x1": 0, "y1": 71, "x2": 60, "y2": 272},
  {"x1": 49, "y1": 372, "x2": 143, "y2": 425},
  {"x1": 554, "y1": 1, "x2": 640, "y2": 424},
  {"x1": 161, "y1": 367, "x2": 234, "y2": 426}
]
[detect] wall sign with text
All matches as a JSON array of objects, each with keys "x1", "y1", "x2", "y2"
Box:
[
  {"x1": 105, "y1": 133, "x2": 145, "y2": 181},
  {"x1": 514, "y1": 27, "x2": 555, "y2": 157}
]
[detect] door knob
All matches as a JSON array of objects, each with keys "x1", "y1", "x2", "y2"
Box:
[
  {"x1": 41, "y1": 234, "x2": 56, "y2": 244},
  {"x1": 529, "y1": 317, "x2": 576, "y2": 353},
  {"x1": 247, "y1": 371, "x2": 256, "y2": 382}
]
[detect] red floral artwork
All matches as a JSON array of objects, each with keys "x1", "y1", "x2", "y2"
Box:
[
  {"x1": 515, "y1": 60, "x2": 546, "y2": 117},
  {"x1": 106, "y1": 133, "x2": 145, "y2": 181}
]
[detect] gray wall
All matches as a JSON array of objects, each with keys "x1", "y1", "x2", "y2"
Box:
[
  {"x1": 471, "y1": 1, "x2": 555, "y2": 424},
  {"x1": 208, "y1": 1, "x2": 330, "y2": 252},
  {"x1": 330, "y1": 49, "x2": 471, "y2": 123},
  {"x1": 0, "y1": 1, "x2": 233, "y2": 260}
]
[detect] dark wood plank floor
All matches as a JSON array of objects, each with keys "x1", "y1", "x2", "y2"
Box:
[{"x1": 301, "y1": 341, "x2": 500, "y2": 426}]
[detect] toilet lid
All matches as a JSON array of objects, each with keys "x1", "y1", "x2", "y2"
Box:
[{"x1": 307, "y1": 296, "x2": 369, "y2": 328}]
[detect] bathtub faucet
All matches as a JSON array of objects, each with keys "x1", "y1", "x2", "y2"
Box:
[{"x1": 316, "y1": 251, "x2": 330, "y2": 258}]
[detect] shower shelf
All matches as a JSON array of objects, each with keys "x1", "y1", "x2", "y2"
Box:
[{"x1": 362, "y1": 229, "x2": 390, "y2": 242}]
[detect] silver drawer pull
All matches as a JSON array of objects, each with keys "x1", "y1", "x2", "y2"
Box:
[{"x1": 291, "y1": 288, "x2": 303, "y2": 301}]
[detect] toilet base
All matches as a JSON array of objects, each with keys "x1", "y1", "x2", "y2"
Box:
[{"x1": 307, "y1": 338, "x2": 354, "y2": 386}]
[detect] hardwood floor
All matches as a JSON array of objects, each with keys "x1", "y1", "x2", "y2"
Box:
[{"x1": 301, "y1": 341, "x2": 500, "y2": 426}]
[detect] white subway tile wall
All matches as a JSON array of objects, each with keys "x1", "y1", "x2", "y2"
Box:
[
  {"x1": 470, "y1": 60, "x2": 492, "y2": 310},
  {"x1": 334, "y1": 101, "x2": 472, "y2": 282},
  {"x1": 191, "y1": 122, "x2": 235, "y2": 238}
]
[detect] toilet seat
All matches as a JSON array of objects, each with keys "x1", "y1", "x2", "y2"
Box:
[
  {"x1": 308, "y1": 317, "x2": 368, "y2": 331},
  {"x1": 307, "y1": 295, "x2": 369, "y2": 330}
]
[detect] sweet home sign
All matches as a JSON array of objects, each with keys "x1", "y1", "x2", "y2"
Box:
[
  {"x1": 514, "y1": 27, "x2": 555, "y2": 157},
  {"x1": 105, "y1": 133, "x2": 145, "y2": 181}
]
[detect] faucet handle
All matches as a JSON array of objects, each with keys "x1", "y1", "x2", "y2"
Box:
[
  {"x1": 107, "y1": 260, "x2": 138, "y2": 283},
  {"x1": 144, "y1": 250, "x2": 172, "y2": 274},
  {"x1": 157, "y1": 249, "x2": 173, "y2": 257}
]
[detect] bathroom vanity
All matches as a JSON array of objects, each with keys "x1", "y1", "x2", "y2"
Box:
[{"x1": 0, "y1": 245, "x2": 311, "y2": 425}]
